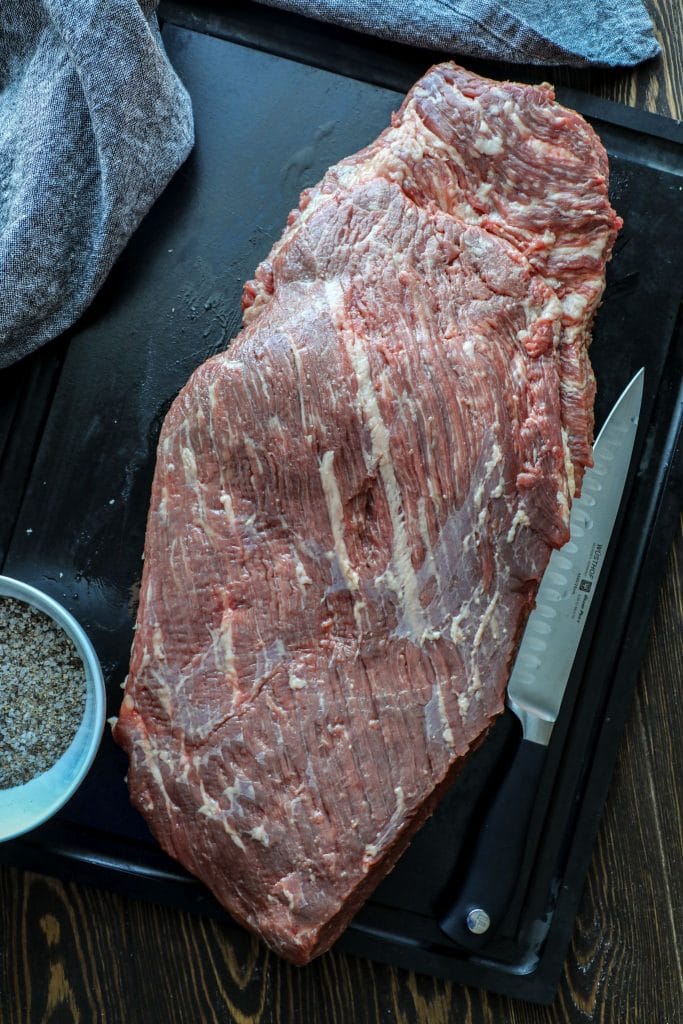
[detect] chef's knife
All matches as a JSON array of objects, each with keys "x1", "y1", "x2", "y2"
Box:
[{"x1": 439, "y1": 367, "x2": 644, "y2": 950}]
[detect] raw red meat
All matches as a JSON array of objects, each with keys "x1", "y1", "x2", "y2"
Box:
[{"x1": 113, "y1": 64, "x2": 621, "y2": 965}]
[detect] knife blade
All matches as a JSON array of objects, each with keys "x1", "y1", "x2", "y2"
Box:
[{"x1": 439, "y1": 367, "x2": 644, "y2": 949}]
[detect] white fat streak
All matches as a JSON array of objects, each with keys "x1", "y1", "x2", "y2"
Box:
[
  {"x1": 424, "y1": 680, "x2": 452, "y2": 750},
  {"x1": 510, "y1": 349, "x2": 528, "y2": 388},
  {"x1": 207, "y1": 378, "x2": 220, "y2": 408},
  {"x1": 290, "y1": 795, "x2": 306, "y2": 822},
  {"x1": 552, "y1": 236, "x2": 607, "y2": 263},
  {"x1": 219, "y1": 491, "x2": 236, "y2": 525},
  {"x1": 353, "y1": 599, "x2": 368, "y2": 635},
  {"x1": 140, "y1": 663, "x2": 175, "y2": 718},
  {"x1": 339, "y1": 283, "x2": 425, "y2": 639},
  {"x1": 253, "y1": 362, "x2": 271, "y2": 401},
  {"x1": 224, "y1": 774, "x2": 256, "y2": 804},
  {"x1": 208, "y1": 607, "x2": 237, "y2": 680},
  {"x1": 319, "y1": 449, "x2": 359, "y2": 592},
  {"x1": 250, "y1": 824, "x2": 270, "y2": 847},
  {"x1": 151, "y1": 625, "x2": 166, "y2": 661},
  {"x1": 403, "y1": 101, "x2": 469, "y2": 170},
  {"x1": 484, "y1": 443, "x2": 503, "y2": 477},
  {"x1": 288, "y1": 671, "x2": 307, "y2": 690},
  {"x1": 458, "y1": 693, "x2": 471, "y2": 716},
  {"x1": 506, "y1": 508, "x2": 531, "y2": 543},
  {"x1": 446, "y1": 576, "x2": 485, "y2": 656},
  {"x1": 180, "y1": 431, "x2": 222, "y2": 543},
  {"x1": 561, "y1": 427, "x2": 576, "y2": 502},
  {"x1": 197, "y1": 782, "x2": 246, "y2": 851},
  {"x1": 450, "y1": 605, "x2": 470, "y2": 644},
  {"x1": 557, "y1": 489, "x2": 570, "y2": 522},
  {"x1": 254, "y1": 638, "x2": 287, "y2": 685},
  {"x1": 475, "y1": 181, "x2": 493, "y2": 203},
  {"x1": 291, "y1": 342, "x2": 308, "y2": 429},
  {"x1": 469, "y1": 591, "x2": 500, "y2": 692},
  {"x1": 243, "y1": 435, "x2": 264, "y2": 476},
  {"x1": 542, "y1": 290, "x2": 564, "y2": 326},
  {"x1": 207, "y1": 379, "x2": 228, "y2": 450},
  {"x1": 158, "y1": 485, "x2": 170, "y2": 522},
  {"x1": 207, "y1": 381, "x2": 235, "y2": 507},
  {"x1": 181, "y1": 445, "x2": 197, "y2": 483},
  {"x1": 363, "y1": 787, "x2": 409, "y2": 863},
  {"x1": 474, "y1": 135, "x2": 503, "y2": 156},
  {"x1": 478, "y1": 444, "x2": 503, "y2": 528},
  {"x1": 427, "y1": 476, "x2": 442, "y2": 515},
  {"x1": 475, "y1": 589, "x2": 501, "y2": 643},
  {"x1": 506, "y1": 106, "x2": 531, "y2": 137},
  {"x1": 436, "y1": 683, "x2": 455, "y2": 747},
  {"x1": 291, "y1": 544, "x2": 313, "y2": 603},
  {"x1": 562, "y1": 291, "x2": 589, "y2": 321},
  {"x1": 132, "y1": 731, "x2": 177, "y2": 821},
  {"x1": 294, "y1": 557, "x2": 312, "y2": 588},
  {"x1": 421, "y1": 628, "x2": 441, "y2": 642}
]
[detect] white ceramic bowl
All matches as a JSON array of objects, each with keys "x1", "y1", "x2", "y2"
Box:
[{"x1": 0, "y1": 575, "x2": 106, "y2": 842}]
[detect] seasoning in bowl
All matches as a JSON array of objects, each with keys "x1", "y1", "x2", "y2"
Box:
[{"x1": 0, "y1": 596, "x2": 86, "y2": 789}]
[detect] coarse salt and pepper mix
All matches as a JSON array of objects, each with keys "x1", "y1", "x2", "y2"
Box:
[{"x1": 0, "y1": 597, "x2": 86, "y2": 789}]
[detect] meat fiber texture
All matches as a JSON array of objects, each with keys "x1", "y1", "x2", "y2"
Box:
[{"x1": 113, "y1": 64, "x2": 621, "y2": 965}]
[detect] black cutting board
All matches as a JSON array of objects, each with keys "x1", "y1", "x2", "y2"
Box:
[{"x1": 1, "y1": 16, "x2": 682, "y2": 1005}]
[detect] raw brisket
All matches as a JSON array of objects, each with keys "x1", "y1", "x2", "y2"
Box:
[{"x1": 113, "y1": 64, "x2": 621, "y2": 965}]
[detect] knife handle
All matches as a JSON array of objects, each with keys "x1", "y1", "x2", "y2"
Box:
[{"x1": 439, "y1": 735, "x2": 547, "y2": 950}]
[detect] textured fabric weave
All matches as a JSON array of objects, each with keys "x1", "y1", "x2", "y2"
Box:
[
  {"x1": 0, "y1": 1, "x2": 193, "y2": 368},
  {"x1": 255, "y1": 0, "x2": 660, "y2": 67},
  {"x1": 0, "y1": 1, "x2": 658, "y2": 367}
]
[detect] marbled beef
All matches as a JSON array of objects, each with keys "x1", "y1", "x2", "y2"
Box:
[{"x1": 113, "y1": 64, "x2": 621, "y2": 965}]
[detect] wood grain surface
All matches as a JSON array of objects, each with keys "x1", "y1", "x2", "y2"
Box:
[{"x1": 1, "y1": 0, "x2": 681, "y2": 1020}]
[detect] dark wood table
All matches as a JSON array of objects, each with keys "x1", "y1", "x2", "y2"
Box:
[{"x1": 1, "y1": 1, "x2": 681, "y2": 1020}]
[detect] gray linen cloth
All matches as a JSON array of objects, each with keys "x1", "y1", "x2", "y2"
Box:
[
  {"x1": 0, "y1": 1, "x2": 659, "y2": 369},
  {"x1": 0, "y1": 1, "x2": 193, "y2": 369},
  {"x1": 255, "y1": 0, "x2": 661, "y2": 67}
]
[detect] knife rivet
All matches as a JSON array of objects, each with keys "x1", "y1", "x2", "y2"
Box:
[{"x1": 466, "y1": 908, "x2": 491, "y2": 935}]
